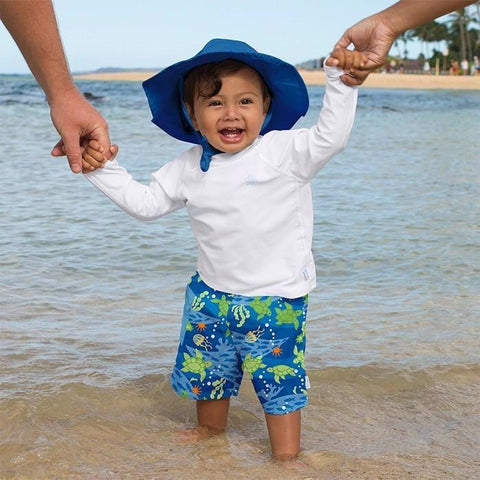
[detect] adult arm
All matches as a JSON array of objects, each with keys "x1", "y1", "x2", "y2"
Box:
[
  {"x1": 0, "y1": 0, "x2": 110, "y2": 173},
  {"x1": 335, "y1": 0, "x2": 477, "y2": 85}
]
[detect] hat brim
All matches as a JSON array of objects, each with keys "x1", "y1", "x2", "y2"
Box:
[{"x1": 142, "y1": 40, "x2": 309, "y2": 144}]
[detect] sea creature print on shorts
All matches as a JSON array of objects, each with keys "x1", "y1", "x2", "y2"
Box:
[
  {"x1": 181, "y1": 350, "x2": 212, "y2": 382},
  {"x1": 171, "y1": 273, "x2": 310, "y2": 415}
]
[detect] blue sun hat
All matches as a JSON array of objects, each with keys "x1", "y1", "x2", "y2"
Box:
[{"x1": 142, "y1": 38, "x2": 309, "y2": 172}]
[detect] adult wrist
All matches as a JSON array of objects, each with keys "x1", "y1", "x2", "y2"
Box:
[
  {"x1": 46, "y1": 82, "x2": 81, "y2": 107},
  {"x1": 376, "y1": 8, "x2": 404, "y2": 39}
]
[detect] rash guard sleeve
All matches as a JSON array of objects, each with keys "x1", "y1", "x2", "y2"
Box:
[
  {"x1": 261, "y1": 64, "x2": 358, "y2": 182},
  {"x1": 85, "y1": 157, "x2": 187, "y2": 221}
]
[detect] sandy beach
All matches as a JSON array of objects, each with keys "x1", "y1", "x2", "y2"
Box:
[
  {"x1": 300, "y1": 69, "x2": 480, "y2": 90},
  {"x1": 74, "y1": 69, "x2": 480, "y2": 90}
]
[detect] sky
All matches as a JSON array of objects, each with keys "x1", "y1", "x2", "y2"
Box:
[{"x1": 0, "y1": 0, "x2": 429, "y2": 74}]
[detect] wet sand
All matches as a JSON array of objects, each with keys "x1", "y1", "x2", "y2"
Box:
[{"x1": 74, "y1": 70, "x2": 480, "y2": 90}]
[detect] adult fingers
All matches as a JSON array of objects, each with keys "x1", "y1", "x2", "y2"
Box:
[
  {"x1": 60, "y1": 131, "x2": 83, "y2": 174},
  {"x1": 343, "y1": 50, "x2": 355, "y2": 72},
  {"x1": 352, "y1": 53, "x2": 365, "y2": 70},
  {"x1": 89, "y1": 124, "x2": 111, "y2": 160},
  {"x1": 339, "y1": 70, "x2": 369, "y2": 86},
  {"x1": 51, "y1": 139, "x2": 66, "y2": 157}
]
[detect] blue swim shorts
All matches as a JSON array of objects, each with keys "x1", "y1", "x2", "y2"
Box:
[{"x1": 170, "y1": 273, "x2": 309, "y2": 415}]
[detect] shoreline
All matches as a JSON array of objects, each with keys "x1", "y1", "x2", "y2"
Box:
[
  {"x1": 300, "y1": 69, "x2": 480, "y2": 90},
  {"x1": 73, "y1": 69, "x2": 480, "y2": 90}
]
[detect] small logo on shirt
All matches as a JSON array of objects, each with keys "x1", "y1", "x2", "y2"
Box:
[
  {"x1": 302, "y1": 268, "x2": 310, "y2": 280},
  {"x1": 245, "y1": 175, "x2": 257, "y2": 186}
]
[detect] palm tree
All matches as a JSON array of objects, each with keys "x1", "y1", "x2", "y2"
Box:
[
  {"x1": 447, "y1": 7, "x2": 479, "y2": 61},
  {"x1": 411, "y1": 20, "x2": 449, "y2": 58},
  {"x1": 404, "y1": 4, "x2": 479, "y2": 64},
  {"x1": 394, "y1": 30, "x2": 414, "y2": 59},
  {"x1": 474, "y1": 1, "x2": 480, "y2": 56}
]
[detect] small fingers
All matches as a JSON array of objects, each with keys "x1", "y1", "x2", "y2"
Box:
[
  {"x1": 88, "y1": 124, "x2": 111, "y2": 160},
  {"x1": 343, "y1": 50, "x2": 363, "y2": 74},
  {"x1": 108, "y1": 144, "x2": 119, "y2": 160},
  {"x1": 85, "y1": 145, "x2": 106, "y2": 162},
  {"x1": 329, "y1": 48, "x2": 355, "y2": 72},
  {"x1": 83, "y1": 151, "x2": 105, "y2": 168},
  {"x1": 82, "y1": 144, "x2": 118, "y2": 173},
  {"x1": 88, "y1": 139, "x2": 103, "y2": 151},
  {"x1": 330, "y1": 49, "x2": 368, "y2": 77},
  {"x1": 82, "y1": 159, "x2": 96, "y2": 173},
  {"x1": 327, "y1": 48, "x2": 346, "y2": 68},
  {"x1": 86, "y1": 139, "x2": 105, "y2": 161}
]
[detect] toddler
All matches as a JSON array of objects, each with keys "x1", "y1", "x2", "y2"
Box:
[{"x1": 82, "y1": 38, "x2": 365, "y2": 460}]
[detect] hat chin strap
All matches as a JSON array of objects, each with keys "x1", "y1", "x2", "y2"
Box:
[
  {"x1": 261, "y1": 109, "x2": 272, "y2": 134},
  {"x1": 198, "y1": 137, "x2": 221, "y2": 172}
]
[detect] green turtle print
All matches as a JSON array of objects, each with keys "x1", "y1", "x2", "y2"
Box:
[
  {"x1": 242, "y1": 353, "x2": 266, "y2": 376},
  {"x1": 181, "y1": 349, "x2": 212, "y2": 382},
  {"x1": 267, "y1": 365, "x2": 297, "y2": 383},
  {"x1": 211, "y1": 294, "x2": 231, "y2": 317},
  {"x1": 249, "y1": 296, "x2": 272, "y2": 320},
  {"x1": 275, "y1": 301, "x2": 302, "y2": 329},
  {"x1": 171, "y1": 272, "x2": 309, "y2": 415}
]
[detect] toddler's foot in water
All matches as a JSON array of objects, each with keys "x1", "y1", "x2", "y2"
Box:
[
  {"x1": 175, "y1": 425, "x2": 225, "y2": 443},
  {"x1": 272, "y1": 454, "x2": 309, "y2": 471}
]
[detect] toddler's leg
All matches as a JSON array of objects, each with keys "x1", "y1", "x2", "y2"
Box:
[
  {"x1": 197, "y1": 397, "x2": 230, "y2": 433},
  {"x1": 265, "y1": 409, "x2": 301, "y2": 460},
  {"x1": 177, "y1": 398, "x2": 230, "y2": 442}
]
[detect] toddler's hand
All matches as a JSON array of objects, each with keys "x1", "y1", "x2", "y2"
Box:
[
  {"x1": 325, "y1": 48, "x2": 368, "y2": 86},
  {"x1": 82, "y1": 140, "x2": 118, "y2": 173}
]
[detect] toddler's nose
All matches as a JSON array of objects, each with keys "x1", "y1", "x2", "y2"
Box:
[{"x1": 223, "y1": 104, "x2": 240, "y2": 120}]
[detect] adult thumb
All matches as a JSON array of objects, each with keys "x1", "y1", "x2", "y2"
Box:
[
  {"x1": 334, "y1": 31, "x2": 352, "y2": 51},
  {"x1": 61, "y1": 133, "x2": 83, "y2": 174}
]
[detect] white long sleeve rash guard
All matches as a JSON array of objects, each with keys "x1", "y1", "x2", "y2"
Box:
[{"x1": 86, "y1": 65, "x2": 358, "y2": 298}]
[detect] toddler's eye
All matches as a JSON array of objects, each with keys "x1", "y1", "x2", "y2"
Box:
[
  {"x1": 208, "y1": 100, "x2": 222, "y2": 107},
  {"x1": 240, "y1": 98, "x2": 253, "y2": 105}
]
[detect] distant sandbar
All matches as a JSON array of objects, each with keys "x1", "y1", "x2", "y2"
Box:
[{"x1": 74, "y1": 70, "x2": 480, "y2": 90}]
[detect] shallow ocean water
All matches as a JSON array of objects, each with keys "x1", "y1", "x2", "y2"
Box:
[{"x1": 1, "y1": 75, "x2": 479, "y2": 479}]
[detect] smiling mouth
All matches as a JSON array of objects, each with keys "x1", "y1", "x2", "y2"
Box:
[{"x1": 219, "y1": 128, "x2": 244, "y2": 142}]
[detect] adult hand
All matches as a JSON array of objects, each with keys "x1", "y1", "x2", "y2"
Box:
[
  {"x1": 334, "y1": 12, "x2": 397, "y2": 86},
  {"x1": 1, "y1": 0, "x2": 111, "y2": 174},
  {"x1": 334, "y1": 0, "x2": 476, "y2": 86},
  {"x1": 49, "y1": 86, "x2": 111, "y2": 173}
]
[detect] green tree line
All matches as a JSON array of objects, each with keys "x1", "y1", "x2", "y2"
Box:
[{"x1": 399, "y1": 3, "x2": 479, "y2": 67}]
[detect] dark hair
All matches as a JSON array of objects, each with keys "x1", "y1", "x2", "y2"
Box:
[{"x1": 183, "y1": 59, "x2": 270, "y2": 112}]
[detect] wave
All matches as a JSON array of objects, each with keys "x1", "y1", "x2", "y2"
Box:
[
  {"x1": 0, "y1": 98, "x2": 45, "y2": 106},
  {"x1": 2, "y1": 362, "x2": 478, "y2": 411}
]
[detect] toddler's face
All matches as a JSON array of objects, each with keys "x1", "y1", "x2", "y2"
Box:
[{"x1": 189, "y1": 67, "x2": 269, "y2": 154}]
